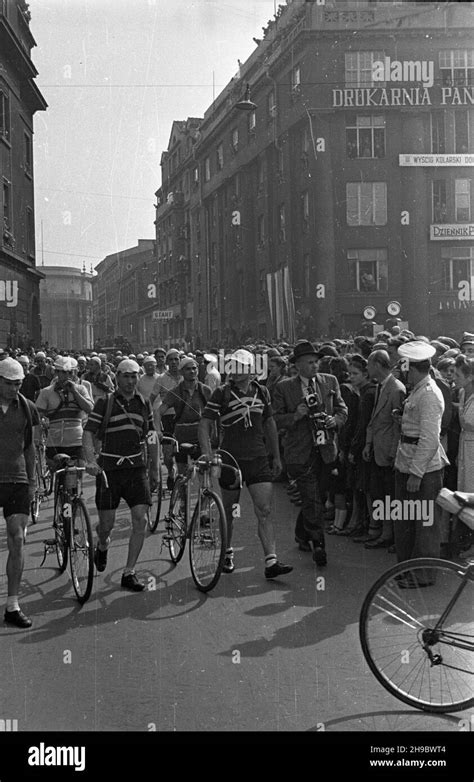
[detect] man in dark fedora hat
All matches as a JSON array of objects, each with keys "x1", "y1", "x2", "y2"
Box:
[{"x1": 273, "y1": 341, "x2": 348, "y2": 566}]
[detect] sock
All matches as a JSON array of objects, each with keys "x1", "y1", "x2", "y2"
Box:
[
  {"x1": 226, "y1": 548, "x2": 233, "y2": 555},
  {"x1": 265, "y1": 554, "x2": 277, "y2": 568},
  {"x1": 97, "y1": 536, "x2": 110, "y2": 551},
  {"x1": 6, "y1": 596, "x2": 19, "y2": 612},
  {"x1": 123, "y1": 569, "x2": 134, "y2": 577}
]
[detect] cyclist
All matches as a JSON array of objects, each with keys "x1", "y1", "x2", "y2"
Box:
[
  {"x1": 35, "y1": 356, "x2": 93, "y2": 469},
  {"x1": 198, "y1": 349, "x2": 292, "y2": 579},
  {"x1": 0, "y1": 358, "x2": 40, "y2": 628},
  {"x1": 158, "y1": 356, "x2": 212, "y2": 474},
  {"x1": 149, "y1": 348, "x2": 182, "y2": 490},
  {"x1": 82, "y1": 359, "x2": 159, "y2": 592}
]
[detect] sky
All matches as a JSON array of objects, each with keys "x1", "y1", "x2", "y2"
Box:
[{"x1": 29, "y1": 0, "x2": 278, "y2": 271}]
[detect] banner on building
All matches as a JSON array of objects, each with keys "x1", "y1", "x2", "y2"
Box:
[{"x1": 266, "y1": 266, "x2": 296, "y2": 341}]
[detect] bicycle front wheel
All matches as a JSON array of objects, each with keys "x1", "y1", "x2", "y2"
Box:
[
  {"x1": 69, "y1": 497, "x2": 94, "y2": 604},
  {"x1": 53, "y1": 492, "x2": 68, "y2": 573},
  {"x1": 189, "y1": 489, "x2": 227, "y2": 593},
  {"x1": 360, "y1": 558, "x2": 474, "y2": 713},
  {"x1": 147, "y1": 463, "x2": 163, "y2": 534},
  {"x1": 165, "y1": 477, "x2": 187, "y2": 563}
]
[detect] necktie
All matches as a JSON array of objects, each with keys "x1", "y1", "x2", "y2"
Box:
[{"x1": 308, "y1": 379, "x2": 315, "y2": 394}]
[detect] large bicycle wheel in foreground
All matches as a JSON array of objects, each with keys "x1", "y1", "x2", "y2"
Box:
[
  {"x1": 359, "y1": 558, "x2": 474, "y2": 713},
  {"x1": 189, "y1": 489, "x2": 226, "y2": 592}
]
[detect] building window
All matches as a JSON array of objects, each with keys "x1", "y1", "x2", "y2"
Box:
[
  {"x1": 257, "y1": 214, "x2": 265, "y2": 246},
  {"x1": 26, "y1": 207, "x2": 34, "y2": 256},
  {"x1": 454, "y1": 111, "x2": 469, "y2": 153},
  {"x1": 278, "y1": 147, "x2": 284, "y2": 178},
  {"x1": 231, "y1": 127, "x2": 239, "y2": 151},
  {"x1": 204, "y1": 157, "x2": 211, "y2": 182},
  {"x1": 193, "y1": 165, "x2": 199, "y2": 185},
  {"x1": 257, "y1": 156, "x2": 266, "y2": 192},
  {"x1": 268, "y1": 89, "x2": 276, "y2": 119},
  {"x1": 439, "y1": 49, "x2": 474, "y2": 87},
  {"x1": 345, "y1": 51, "x2": 384, "y2": 88},
  {"x1": 346, "y1": 115, "x2": 385, "y2": 158},
  {"x1": 431, "y1": 112, "x2": 446, "y2": 154},
  {"x1": 24, "y1": 132, "x2": 32, "y2": 175},
  {"x1": 0, "y1": 88, "x2": 10, "y2": 140},
  {"x1": 455, "y1": 179, "x2": 471, "y2": 222},
  {"x1": 348, "y1": 248, "x2": 388, "y2": 292},
  {"x1": 303, "y1": 254, "x2": 311, "y2": 297},
  {"x1": 248, "y1": 110, "x2": 256, "y2": 132},
  {"x1": 432, "y1": 180, "x2": 447, "y2": 222},
  {"x1": 3, "y1": 179, "x2": 11, "y2": 229},
  {"x1": 234, "y1": 173, "x2": 241, "y2": 199},
  {"x1": 301, "y1": 190, "x2": 310, "y2": 227},
  {"x1": 279, "y1": 204, "x2": 286, "y2": 242},
  {"x1": 346, "y1": 182, "x2": 387, "y2": 226},
  {"x1": 216, "y1": 143, "x2": 224, "y2": 171},
  {"x1": 291, "y1": 65, "x2": 301, "y2": 91},
  {"x1": 441, "y1": 247, "x2": 474, "y2": 291}
]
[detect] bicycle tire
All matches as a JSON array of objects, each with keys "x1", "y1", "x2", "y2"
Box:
[
  {"x1": 53, "y1": 490, "x2": 68, "y2": 573},
  {"x1": 189, "y1": 488, "x2": 227, "y2": 593},
  {"x1": 359, "y1": 557, "x2": 474, "y2": 713},
  {"x1": 147, "y1": 463, "x2": 163, "y2": 534},
  {"x1": 69, "y1": 497, "x2": 94, "y2": 604},
  {"x1": 165, "y1": 477, "x2": 187, "y2": 564},
  {"x1": 30, "y1": 459, "x2": 42, "y2": 524}
]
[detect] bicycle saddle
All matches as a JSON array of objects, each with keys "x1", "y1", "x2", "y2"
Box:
[
  {"x1": 454, "y1": 491, "x2": 474, "y2": 508},
  {"x1": 53, "y1": 453, "x2": 73, "y2": 468}
]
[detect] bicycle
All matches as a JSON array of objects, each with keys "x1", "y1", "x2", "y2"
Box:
[
  {"x1": 147, "y1": 459, "x2": 163, "y2": 534},
  {"x1": 359, "y1": 489, "x2": 474, "y2": 713},
  {"x1": 41, "y1": 453, "x2": 94, "y2": 604},
  {"x1": 30, "y1": 421, "x2": 52, "y2": 524},
  {"x1": 161, "y1": 437, "x2": 237, "y2": 592}
]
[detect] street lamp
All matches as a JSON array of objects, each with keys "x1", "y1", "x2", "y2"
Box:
[{"x1": 235, "y1": 83, "x2": 257, "y2": 111}]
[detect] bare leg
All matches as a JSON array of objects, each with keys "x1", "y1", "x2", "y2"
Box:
[
  {"x1": 247, "y1": 482, "x2": 275, "y2": 558},
  {"x1": 5, "y1": 513, "x2": 28, "y2": 596},
  {"x1": 126, "y1": 504, "x2": 148, "y2": 571}
]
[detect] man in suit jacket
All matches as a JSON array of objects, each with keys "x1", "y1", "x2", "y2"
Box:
[
  {"x1": 273, "y1": 341, "x2": 348, "y2": 566},
  {"x1": 362, "y1": 350, "x2": 406, "y2": 547}
]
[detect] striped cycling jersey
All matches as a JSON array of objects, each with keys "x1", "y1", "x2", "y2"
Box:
[
  {"x1": 202, "y1": 381, "x2": 273, "y2": 461},
  {"x1": 84, "y1": 391, "x2": 154, "y2": 470},
  {"x1": 36, "y1": 381, "x2": 92, "y2": 448}
]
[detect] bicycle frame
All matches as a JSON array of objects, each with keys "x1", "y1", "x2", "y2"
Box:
[{"x1": 430, "y1": 562, "x2": 474, "y2": 653}]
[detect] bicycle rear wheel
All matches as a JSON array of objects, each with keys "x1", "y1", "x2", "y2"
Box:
[
  {"x1": 165, "y1": 477, "x2": 187, "y2": 563},
  {"x1": 189, "y1": 489, "x2": 227, "y2": 592},
  {"x1": 359, "y1": 558, "x2": 474, "y2": 713},
  {"x1": 147, "y1": 463, "x2": 163, "y2": 534},
  {"x1": 53, "y1": 491, "x2": 68, "y2": 573},
  {"x1": 69, "y1": 497, "x2": 94, "y2": 604},
  {"x1": 30, "y1": 459, "x2": 43, "y2": 524}
]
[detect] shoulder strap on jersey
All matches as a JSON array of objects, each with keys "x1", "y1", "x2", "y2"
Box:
[
  {"x1": 96, "y1": 392, "x2": 116, "y2": 443},
  {"x1": 18, "y1": 392, "x2": 33, "y2": 449}
]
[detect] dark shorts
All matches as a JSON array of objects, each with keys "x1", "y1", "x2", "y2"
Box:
[
  {"x1": 219, "y1": 456, "x2": 272, "y2": 490},
  {"x1": 0, "y1": 483, "x2": 30, "y2": 518},
  {"x1": 95, "y1": 467, "x2": 151, "y2": 511}
]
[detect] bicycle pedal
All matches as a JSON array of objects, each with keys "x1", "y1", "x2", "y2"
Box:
[{"x1": 41, "y1": 539, "x2": 57, "y2": 566}]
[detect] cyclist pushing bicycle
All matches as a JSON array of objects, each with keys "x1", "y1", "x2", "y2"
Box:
[{"x1": 82, "y1": 359, "x2": 159, "y2": 592}]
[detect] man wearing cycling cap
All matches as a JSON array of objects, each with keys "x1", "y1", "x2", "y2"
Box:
[
  {"x1": 0, "y1": 358, "x2": 40, "y2": 627},
  {"x1": 83, "y1": 358, "x2": 159, "y2": 591},
  {"x1": 199, "y1": 348, "x2": 292, "y2": 579}
]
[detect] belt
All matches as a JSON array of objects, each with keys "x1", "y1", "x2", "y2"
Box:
[
  {"x1": 401, "y1": 435, "x2": 419, "y2": 445},
  {"x1": 100, "y1": 450, "x2": 143, "y2": 465}
]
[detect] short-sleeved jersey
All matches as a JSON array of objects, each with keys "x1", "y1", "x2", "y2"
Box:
[
  {"x1": 36, "y1": 380, "x2": 92, "y2": 448},
  {"x1": 84, "y1": 391, "x2": 154, "y2": 470},
  {"x1": 0, "y1": 396, "x2": 40, "y2": 483},
  {"x1": 202, "y1": 380, "x2": 273, "y2": 461}
]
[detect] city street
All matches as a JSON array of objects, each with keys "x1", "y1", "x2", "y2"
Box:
[{"x1": 0, "y1": 474, "x2": 469, "y2": 735}]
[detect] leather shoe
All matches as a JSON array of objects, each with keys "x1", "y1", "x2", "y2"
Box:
[
  {"x1": 312, "y1": 547, "x2": 327, "y2": 566},
  {"x1": 364, "y1": 538, "x2": 394, "y2": 549},
  {"x1": 121, "y1": 572, "x2": 145, "y2": 591},
  {"x1": 4, "y1": 609, "x2": 32, "y2": 628}
]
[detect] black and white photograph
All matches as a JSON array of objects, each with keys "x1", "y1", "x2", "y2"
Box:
[{"x1": 0, "y1": 0, "x2": 473, "y2": 776}]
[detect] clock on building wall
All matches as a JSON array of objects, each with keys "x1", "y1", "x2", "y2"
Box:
[
  {"x1": 363, "y1": 306, "x2": 376, "y2": 321},
  {"x1": 386, "y1": 301, "x2": 401, "y2": 317}
]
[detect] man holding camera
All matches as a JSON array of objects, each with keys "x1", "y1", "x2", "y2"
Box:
[
  {"x1": 273, "y1": 341, "x2": 348, "y2": 566},
  {"x1": 35, "y1": 356, "x2": 93, "y2": 467}
]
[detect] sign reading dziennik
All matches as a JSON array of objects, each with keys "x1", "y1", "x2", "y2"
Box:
[
  {"x1": 400, "y1": 154, "x2": 474, "y2": 167},
  {"x1": 152, "y1": 310, "x2": 173, "y2": 320},
  {"x1": 430, "y1": 224, "x2": 474, "y2": 241}
]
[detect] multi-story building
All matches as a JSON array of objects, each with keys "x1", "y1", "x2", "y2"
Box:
[
  {"x1": 92, "y1": 239, "x2": 155, "y2": 352},
  {"x1": 39, "y1": 265, "x2": 93, "y2": 350},
  {"x1": 0, "y1": 0, "x2": 47, "y2": 348},
  {"x1": 154, "y1": 118, "x2": 201, "y2": 349},
  {"x1": 153, "y1": 0, "x2": 474, "y2": 343}
]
